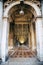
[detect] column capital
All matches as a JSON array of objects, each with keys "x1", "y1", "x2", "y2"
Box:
[
  {"x1": 36, "y1": 16, "x2": 42, "y2": 19},
  {"x1": 3, "y1": 17, "x2": 9, "y2": 20},
  {"x1": 2, "y1": 17, "x2": 9, "y2": 22},
  {"x1": 35, "y1": 16, "x2": 42, "y2": 22},
  {"x1": 3, "y1": 17, "x2": 8, "y2": 19}
]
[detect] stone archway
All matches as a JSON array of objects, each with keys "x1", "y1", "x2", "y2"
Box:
[
  {"x1": 4, "y1": 1, "x2": 41, "y2": 17},
  {"x1": 1, "y1": 1, "x2": 43, "y2": 62}
]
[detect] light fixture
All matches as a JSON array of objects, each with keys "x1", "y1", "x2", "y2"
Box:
[
  {"x1": 19, "y1": 36, "x2": 25, "y2": 44},
  {"x1": 19, "y1": 0, "x2": 24, "y2": 15},
  {"x1": 19, "y1": 9, "x2": 24, "y2": 15}
]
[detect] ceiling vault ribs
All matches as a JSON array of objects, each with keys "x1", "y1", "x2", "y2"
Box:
[
  {"x1": 4, "y1": 0, "x2": 41, "y2": 24},
  {"x1": 8, "y1": 2, "x2": 35, "y2": 23},
  {"x1": 4, "y1": 0, "x2": 41, "y2": 45}
]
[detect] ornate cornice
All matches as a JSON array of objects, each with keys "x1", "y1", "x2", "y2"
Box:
[{"x1": 4, "y1": 0, "x2": 41, "y2": 9}]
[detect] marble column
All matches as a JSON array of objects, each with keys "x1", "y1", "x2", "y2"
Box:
[
  {"x1": 1, "y1": 17, "x2": 9, "y2": 62},
  {"x1": 40, "y1": 0, "x2": 43, "y2": 61},
  {"x1": 35, "y1": 18, "x2": 43, "y2": 61},
  {"x1": 0, "y1": 1, "x2": 3, "y2": 58},
  {"x1": 31, "y1": 23, "x2": 35, "y2": 50}
]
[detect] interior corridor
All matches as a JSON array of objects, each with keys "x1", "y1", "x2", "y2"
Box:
[
  {"x1": 0, "y1": 0, "x2": 43, "y2": 64},
  {"x1": 8, "y1": 45, "x2": 36, "y2": 58}
]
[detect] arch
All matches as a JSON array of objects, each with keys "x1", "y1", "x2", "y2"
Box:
[
  {"x1": 1, "y1": 1, "x2": 42, "y2": 62},
  {"x1": 4, "y1": 1, "x2": 41, "y2": 17}
]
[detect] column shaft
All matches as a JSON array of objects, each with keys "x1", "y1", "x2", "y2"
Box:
[
  {"x1": 36, "y1": 18, "x2": 43, "y2": 61},
  {"x1": 30, "y1": 23, "x2": 35, "y2": 50},
  {"x1": 0, "y1": 1, "x2": 3, "y2": 58},
  {"x1": 1, "y1": 17, "x2": 9, "y2": 62}
]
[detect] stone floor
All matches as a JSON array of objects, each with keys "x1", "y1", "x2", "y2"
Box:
[
  {"x1": 1, "y1": 57, "x2": 43, "y2": 65},
  {"x1": 9, "y1": 45, "x2": 36, "y2": 58},
  {"x1": 0, "y1": 46, "x2": 43, "y2": 65}
]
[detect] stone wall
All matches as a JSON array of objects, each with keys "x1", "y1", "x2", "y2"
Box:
[{"x1": 0, "y1": 2, "x2": 3, "y2": 58}]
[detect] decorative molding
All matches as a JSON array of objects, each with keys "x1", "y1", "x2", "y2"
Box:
[
  {"x1": 3, "y1": 17, "x2": 8, "y2": 19},
  {"x1": 2, "y1": 17, "x2": 9, "y2": 22},
  {"x1": 36, "y1": 16, "x2": 42, "y2": 18},
  {"x1": 4, "y1": 0, "x2": 41, "y2": 9}
]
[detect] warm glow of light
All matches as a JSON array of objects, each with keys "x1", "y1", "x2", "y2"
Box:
[
  {"x1": 20, "y1": 39, "x2": 24, "y2": 44},
  {"x1": 19, "y1": 36, "x2": 25, "y2": 44}
]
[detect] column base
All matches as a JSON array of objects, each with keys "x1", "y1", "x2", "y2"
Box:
[
  {"x1": 2, "y1": 55, "x2": 9, "y2": 63},
  {"x1": 5, "y1": 55, "x2": 9, "y2": 61},
  {"x1": 37, "y1": 56, "x2": 43, "y2": 62},
  {"x1": 40, "y1": 57, "x2": 43, "y2": 61},
  {"x1": 37, "y1": 58, "x2": 43, "y2": 65}
]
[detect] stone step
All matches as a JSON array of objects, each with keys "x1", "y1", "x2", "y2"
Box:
[{"x1": 1, "y1": 58, "x2": 43, "y2": 65}]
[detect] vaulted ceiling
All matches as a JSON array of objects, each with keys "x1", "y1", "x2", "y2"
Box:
[
  {"x1": 3, "y1": 0, "x2": 41, "y2": 3},
  {"x1": 3, "y1": 0, "x2": 41, "y2": 24},
  {"x1": 8, "y1": 4, "x2": 35, "y2": 24}
]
